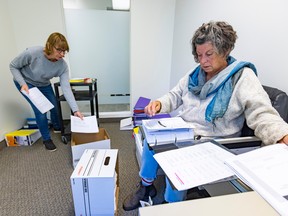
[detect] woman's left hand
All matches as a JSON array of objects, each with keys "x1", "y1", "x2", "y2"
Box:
[{"x1": 74, "y1": 111, "x2": 84, "y2": 120}]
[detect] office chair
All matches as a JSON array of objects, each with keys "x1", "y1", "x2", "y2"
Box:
[
  {"x1": 217, "y1": 85, "x2": 288, "y2": 153},
  {"x1": 198, "y1": 85, "x2": 288, "y2": 197}
]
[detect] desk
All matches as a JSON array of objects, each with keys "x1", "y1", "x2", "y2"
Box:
[
  {"x1": 139, "y1": 191, "x2": 278, "y2": 216},
  {"x1": 54, "y1": 80, "x2": 99, "y2": 143}
]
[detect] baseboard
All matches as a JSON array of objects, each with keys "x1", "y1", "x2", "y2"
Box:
[
  {"x1": 99, "y1": 118, "x2": 123, "y2": 123},
  {"x1": 99, "y1": 111, "x2": 132, "y2": 118}
]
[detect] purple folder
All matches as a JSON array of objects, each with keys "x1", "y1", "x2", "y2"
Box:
[
  {"x1": 134, "y1": 97, "x2": 151, "y2": 110},
  {"x1": 133, "y1": 113, "x2": 171, "y2": 127},
  {"x1": 150, "y1": 113, "x2": 171, "y2": 119}
]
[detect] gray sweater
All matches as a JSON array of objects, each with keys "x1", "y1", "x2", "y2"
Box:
[
  {"x1": 158, "y1": 68, "x2": 288, "y2": 145},
  {"x1": 10, "y1": 46, "x2": 78, "y2": 112}
]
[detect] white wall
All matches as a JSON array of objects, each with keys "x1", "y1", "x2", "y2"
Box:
[
  {"x1": 170, "y1": 0, "x2": 288, "y2": 94},
  {"x1": 0, "y1": 0, "x2": 29, "y2": 141},
  {"x1": 0, "y1": 0, "x2": 67, "y2": 141},
  {"x1": 130, "y1": 0, "x2": 288, "y2": 113},
  {"x1": 130, "y1": 0, "x2": 176, "y2": 108}
]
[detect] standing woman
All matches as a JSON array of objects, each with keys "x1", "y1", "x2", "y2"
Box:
[{"x1": 10, "y1": 32, "x2": 83, "y2": 152}]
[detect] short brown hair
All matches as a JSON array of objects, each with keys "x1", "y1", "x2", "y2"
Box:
[{"x1": 44, "y1": 32, "x2": 69, "y2": 55}]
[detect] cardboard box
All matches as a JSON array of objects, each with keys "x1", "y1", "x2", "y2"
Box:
[
  {"x1": 71, "y1": 149, "x2": 119, "y2": 216},
  {"x1": 71, "y1": 128, "x2": 111, "y2": 168},
  {"x1": 5, "y1": 129, "x2": 41, "y2": 146}
]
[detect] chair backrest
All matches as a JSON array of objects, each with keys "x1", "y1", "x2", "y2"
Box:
[{"x1": 241, "y1": 85, "x2": 288, "y2": 137}]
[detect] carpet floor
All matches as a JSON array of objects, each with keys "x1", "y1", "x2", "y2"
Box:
[{"x1": 0, "y1": 121, "x2": 167, "y2": 216}]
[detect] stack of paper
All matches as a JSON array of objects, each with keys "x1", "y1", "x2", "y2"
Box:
[
  {"x1": 69, "y1": 78, "x2": 84, "y2": 83},
  {"x1": 133, "y1": 97, "x2": 150, "y2": 127},
  {"x1": 141, "y1": 117, "x2": 194, "y2": 145},
  {"x1": 225, "y1": 144, "x2": 288, "y2": 215},
  {"x1": 132, "y1": 97, "x2": 171, "y2": 127},
  {"x1": 153, "y1": 141, "x2": 235, "y2": 191},
  {"x1": 154, "y1": 141, "x2": 288, "y2": 215}
]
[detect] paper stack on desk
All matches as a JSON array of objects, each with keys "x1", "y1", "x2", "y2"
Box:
[
  {"x1": 154, "y1": 141, "x2": 236, "y2": 191},
  {"x1": 154, "y1": 141, "x2": 288, "y2": 215},
  {"x1": 141, "y1": 117, "x2": 194, "y2": 145},
  {"x1": 225, "y1": 144, "x2": 288, "y2": 215}
]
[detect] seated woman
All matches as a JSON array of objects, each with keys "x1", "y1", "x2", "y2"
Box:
[{"x1": 123, "y1": 21, "x2": 288, "y2": 211}]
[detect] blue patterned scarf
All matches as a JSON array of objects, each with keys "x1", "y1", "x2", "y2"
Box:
[{"x1": 188, "y1": 56, "x2": 257, "y2": 123}]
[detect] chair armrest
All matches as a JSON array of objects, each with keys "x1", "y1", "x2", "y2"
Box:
[
  {"x1": 215, "y1": 136, "x2": 261, "y2": 155},
  {"x1": 215, "y1": 136, "x2": 261, "y2": 145}
]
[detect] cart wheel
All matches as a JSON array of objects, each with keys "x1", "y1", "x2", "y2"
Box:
[{"x1": 62, "y1": 136, "x2": 68, "y2": 144}]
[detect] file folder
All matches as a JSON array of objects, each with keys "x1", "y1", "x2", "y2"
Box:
[{"x1": 134, "y1": 96, "x2": 150, "y2": 111}]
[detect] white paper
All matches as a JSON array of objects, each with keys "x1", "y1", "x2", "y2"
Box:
[
  {"x1": 142, "y1": 123, "x2": 194, "y2": 145},
  {"x1": 21, "y1": 87, "x2": 54, "y2": 114},
  {"x1": 71, "y1": 115, "x2": 99, "y2": 133},
  {"x1": 225, "y1": 144, "x2": 288, "y2": 215},
  {"x1": 154, "y1": 142, "x2": 236, "y2": 191},
  {"x1": 120, "y1": 117, "x2": 133, "y2": 130},
  {"x1": 142, "y1": 117, "x2": 193, "y2": 132}
]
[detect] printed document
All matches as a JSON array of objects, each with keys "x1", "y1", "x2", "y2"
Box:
[
  {"x1": 153, "y1": 141, "x2": 235, "y2": 191},
  {"x1": 120, "y1": 117, "x2": 133, "y2": 130},
  {"x1": 225, "y1": 144, "x2": 288, "y2": 215},
  {"x1": 141, "y1": 123, "x2": 194, "y2": 145},
  {"x1": 142, "y1": 117, "x2": 193, "y2": 132},
  {"x1": 21, "y1": 87, "x2": 54, "y2": 114},
  {"x1": 71, "y1": 115, "x2": 99, "y2": 133}
]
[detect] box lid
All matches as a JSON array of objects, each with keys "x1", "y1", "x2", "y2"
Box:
[
  {"x1": 72, "y1": 149, "x2": 118, "y2": 178},
  {"x1": 5, "y1": 129, "x2": 39, "y2": 136}
]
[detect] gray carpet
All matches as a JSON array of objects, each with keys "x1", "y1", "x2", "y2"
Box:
[{"x1": 0, "y1": 120, "x2": 166, "y2": 216}]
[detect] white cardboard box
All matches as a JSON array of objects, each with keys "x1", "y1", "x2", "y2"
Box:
[
  {"x1": 5, "y1": 129, "x2": 41, "y2": 146},
  {"x1": 71, "y1": 149, "x2": 119, "y2": 216},
  {"x1": 71, "y1": 128, "x2": 111, "y2": 168}
]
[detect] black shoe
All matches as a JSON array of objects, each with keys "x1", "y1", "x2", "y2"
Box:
[
  {"x1": 43, "y1": 139, "x2": 57, "y2": 152},
  {"x1": 123, "y1": 181, "x2": 157, "y2": 211}
]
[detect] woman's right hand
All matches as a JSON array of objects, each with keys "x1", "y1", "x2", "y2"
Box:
[
  {"x1": 74, "y1": 111, "x2": 84, "y2": 120},
  {"x1": 21, "y1": 84, "x2": 29, "y2": 94},
  {"x1": 144, "y1": 100, "x2": 162, "y2": 116}
]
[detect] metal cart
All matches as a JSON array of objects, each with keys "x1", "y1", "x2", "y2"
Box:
[{"x1": 54, "y1": 79, "x2": 99, "y2": 144}]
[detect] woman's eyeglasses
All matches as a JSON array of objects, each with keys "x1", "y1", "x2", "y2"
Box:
[{"x1": 54, "y1": 47, "x2": 67, "y2": 55}]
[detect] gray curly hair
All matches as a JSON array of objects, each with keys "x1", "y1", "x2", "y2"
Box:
[{"x1": 191, "y1": 21, "x2": 237, "y2": 63}]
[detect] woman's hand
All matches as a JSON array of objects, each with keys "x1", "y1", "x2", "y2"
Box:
[
  {"x1": 144, "y1": 100, "x2": 162, "y2": 117},
  {"x1": 74, "y1": 111, "x2": 84, "y2": 120},
  {"x1": 21, "y1": 84, "x2": 29, "y2": 94},
  {"x1": 278, "y1": 135, "x2": 288, "y2": 144}
]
